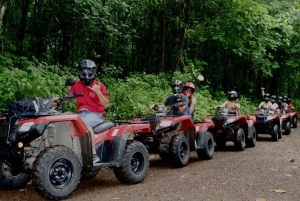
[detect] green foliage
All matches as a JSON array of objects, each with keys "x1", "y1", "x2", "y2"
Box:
[{"x1": 0, "y1": 58, "x2": 73, "y2": 112}]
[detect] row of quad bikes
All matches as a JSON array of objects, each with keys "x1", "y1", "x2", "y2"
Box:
[{"x1": 0, "y1": 78, "x2": 298, "y2": 200}]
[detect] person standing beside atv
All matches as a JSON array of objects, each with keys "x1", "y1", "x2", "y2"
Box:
[
  {"x1": 215, "y1": 90, "x2": 241, "y2": 115},
  {"x1": 182, "y1": 82, "x2": 197, "y2": 119},
  {"x1": 69, "y1": 59, "x2": 109, "y2": 164},
  {"x1": 151, "y1": 80, "x2": 189, "y2": 116}
]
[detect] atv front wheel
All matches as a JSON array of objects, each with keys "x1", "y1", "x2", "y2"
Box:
[
  {"x1": 0, "y1": 158, "x2": 31, "y2": 189},
  {"x1": 234, "y1": 128, "x2": 246, "y2": 151},
  {"x1": 271, "y1": 124, "x2": 279, "y2": 141},
  {"x1": 196, "y1": 132, "x2": 214, "y2": 160},
  {"x1": 32, "y1": 145, "x2": 81, "y2": 200},
  {"x1": 114, "y1": 141, "x2": 149, "y2": 184},
  {"x1": 246, "y1": 127, "x2": 256, "y2": 148},
  {"x1": 169, "y1": 134, "x2": 190, "y2": 167},
  {"x1": 284, "y1": 121, "x2": 291, "y2": 135},
  {"x1": 292, "y1": 116, "x2": 297, "y2": 128}
]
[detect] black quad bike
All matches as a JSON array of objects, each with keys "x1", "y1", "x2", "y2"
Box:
[
  {"x1": 128, "y1": 105, "x2": 214, "y2": 168},
  {"x1": 202, "y1": 107, "x2": 257, "y2": 151},
  {"x1": 0, "y1": 78, "x2": 150, "y2": 200}
]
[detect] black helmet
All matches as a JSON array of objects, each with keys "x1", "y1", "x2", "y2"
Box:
[
  {"x1": 171, "y1": 80, "x2": 183, "y2": 94},
  {"x1": 264, "y1": 93, "x2": 270, "y2": 102},
  {"x1": 228, "y1": 90, "x2": 238, "y2": 100},
  {"x1": 284, "y1": 95, "x2": 288, "y2": 99},
  {"x1": 278, "y1": 96, "x2": 283, "y2": 100},
  {"x1": 78, "y1": 59, "x2": 97, "y2": 86},
  {"x1": 287, "y1": 98, "x2": 291, "y2": 104}
]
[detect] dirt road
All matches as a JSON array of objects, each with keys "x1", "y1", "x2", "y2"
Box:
[{"x1": 0, "y1": 122, "x2": 299, "y2": 201}]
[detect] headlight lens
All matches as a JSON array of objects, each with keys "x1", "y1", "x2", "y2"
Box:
[{"x1": 19, "y1": 122, "x2": 34, "y2": 132}]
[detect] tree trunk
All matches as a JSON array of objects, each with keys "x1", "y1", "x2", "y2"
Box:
[
  {"x1": 159, "y1": 0, "x2": 166, "y2": 73},
  {"x1": 176, "y1": 0, "x2": 190, "y2": 72}
]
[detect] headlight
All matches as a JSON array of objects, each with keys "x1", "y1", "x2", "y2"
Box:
[{"x1": 19, "y1": 122, "x2": 34, "y2": 132}]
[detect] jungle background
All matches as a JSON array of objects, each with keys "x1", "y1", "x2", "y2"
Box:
[{"x1": 0, "y1": 0, "x2": 300, "y2": 120}]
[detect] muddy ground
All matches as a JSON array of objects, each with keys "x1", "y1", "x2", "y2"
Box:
[{"x1": 0, "y1": 121, "x2": 299, "y2": 201}]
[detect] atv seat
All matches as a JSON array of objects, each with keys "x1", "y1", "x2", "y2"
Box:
[{"x1": 94, "y1": 122, "x2": 115, "y2": 134}]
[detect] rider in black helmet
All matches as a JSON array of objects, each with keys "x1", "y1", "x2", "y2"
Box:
[{"x1": 150, "y1": 80, "x2": 189, "y2": 116}]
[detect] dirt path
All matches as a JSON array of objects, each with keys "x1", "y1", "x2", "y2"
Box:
[{"x1": 1, "y1": 122, "x2": 299, "y2": 201}]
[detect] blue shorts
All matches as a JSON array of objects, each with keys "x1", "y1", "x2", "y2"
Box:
[{"x1": 78, "y1": 111, "x2": 103, "y2": 128}]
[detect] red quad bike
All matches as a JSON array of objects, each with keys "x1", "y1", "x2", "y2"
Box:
[
  {"x1": 285, "y1": 109, "x2": 298, "y2": 128},
  {"x1": 202, "y1": 107, "x2": 257, "y2": 151},
  {"x1": 0, "y1": 78, "x2": 150, "y2": 200},
  {"x1": 278, "y1": 109, "x2": 292, "y2": 135},
  {"x1": 128, "y1": 105, "x2": 215, "y2": 168},
  {"x1": 247, "y1": 108, "x2": 282, "y2": 141}
]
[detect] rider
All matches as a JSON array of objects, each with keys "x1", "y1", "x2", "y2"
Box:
[
  {"x1": 69, "y1": 59, "x2": 109, "y2": 164},
  {"x1": 258, "y1": 93, "x2": 272, "y2": 109},
  {"x1": 286, "y1": 98, "x2": 295, "y2": 110},
  {"x1": 277, "y1": 96, "x2": 285, "y2": 111},
  {"x1": 215, "y1": 90, "x2": 241, "y2": 115},
  {"x1": 270, "y1": 95, "x2": 279, "y2": 112},
  {"x1": 151, "y1": 80, "x2": 189, "y2": 116},
  {"x1": 182, "y1": 81, "x2": 196, "y2": 119}
]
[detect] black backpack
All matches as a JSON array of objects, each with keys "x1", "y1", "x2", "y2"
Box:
[{"x1": 7, "y1": 97, "x2": 45, "y2": 116}]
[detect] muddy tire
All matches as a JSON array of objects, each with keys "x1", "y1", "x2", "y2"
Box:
[
  {"x1": 114, "y1": 141, "x2": 149, "y2": 184},
  {"x1": 169, "y1": 134, "x2": 190, "y2": 167},
  {"x1": 284, "y1": 121, "x2": 291, "y2": 135},
  {"x1": 246, "y1": 127, "x2": 256, "y2": 148},
  {"x1": 271, "y1": 124, "x2": 279, "y2": 141},
  {"x1": 0, "y1": 158, "x2": 31, "y2": 190},
  {"x1": 292, "y1": 116, "x2": 297, "y2": 128},
  {"x1": 32, "y1": 145, "x2": 81, "y2": 200},
  {"x1": 196, "y1": 132, "x2": 214, "y2": 160},
  {"x1": 234, "y1": 128, "x2": 246, "y2": 151}
]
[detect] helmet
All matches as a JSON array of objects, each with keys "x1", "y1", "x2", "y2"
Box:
[
  {"x1": 227, "y1": 90, "x2": 238, "y2": 100},
  {"x1": 284, "y1": 95, "x2": 288, "y2": 99},
  {"x1": 264, "y1": 93, "x2": 270, "y2": 102},
  {"x1": 287, "y1": 98, "x2": 291, "y2": 104},
  {"x1": 278, "y1": 96, "x2": 283, "y2": 101},
  {"x1": 171, "y1": 80, "x2": 183, "y2": 94},
  {"x1": 78, "y1": 59, "x2": 97, "y2": 86},
  {"x1": 183, "y1": 82, "x2": 196, "y2": 98},
  {"x1": 283, "y1": 98, "x2": 287, "y2": 103},
  {"x1": 270, "y1": 95, "x2": 276, "y2": 104}
]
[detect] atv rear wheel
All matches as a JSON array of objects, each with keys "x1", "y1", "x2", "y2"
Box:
[
  {"x1": 271, "y1": 124, "x2": 279, "y2": 141},
  {"x1": 32, "y1": 145, "x2": 81, "y2": 200},
  {"x1": 196, "y1": 132, "x2": 214, "y2": 160},
  {"x1": 246, "y1": 127, "x2": 256, "y2": 148},
  {"x1": 234, "y1": 128, "x2": 246, "y2": 151},
  {"x1": 114, "y1": 140, "x2": 149, "y2": 184},
  {"x1": 169, "y1": 134, "x2": 190, "y2": 167},
  {"x1": 0, "y1": 158, "x2": 31, "y2": 190},
  {"x1": 292, "y1": 116, "x2": 297, "y2": 128},
  {"x1": 284, "y1": 121, "x2": 291, "y2": 135}
]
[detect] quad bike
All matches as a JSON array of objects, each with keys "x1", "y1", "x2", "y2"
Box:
[
  {"x1": 285, "y1": 109, "x2": 298, "y2": 128},
  {"x1": 0, "y1": 78, "x2": 150, "y2": 200},
  {"x1": 278, "y1": 110, "x2": 291, "y2": 135},
  {"x1": 247, "y1": 108, "x2": 281, "y2": 141},
  {"x1": 128, "y1": 105, "x2": 214, "y2": 168},
  {"x1": 202, "y1": 107, "x2": 257, "y2": 151}
]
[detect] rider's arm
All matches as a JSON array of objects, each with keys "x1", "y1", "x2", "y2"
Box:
[{"x1": 189, "y1": 96, "x2": 196, "y2": 114}]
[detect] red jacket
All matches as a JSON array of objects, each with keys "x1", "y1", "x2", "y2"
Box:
[{"x1": 69, "y1": 80, "x2": 109, "y2": 115}]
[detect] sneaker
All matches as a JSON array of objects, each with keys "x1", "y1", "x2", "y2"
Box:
[{"x1": 93, "y1": 154, "x2": 100, "y2": 164}]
